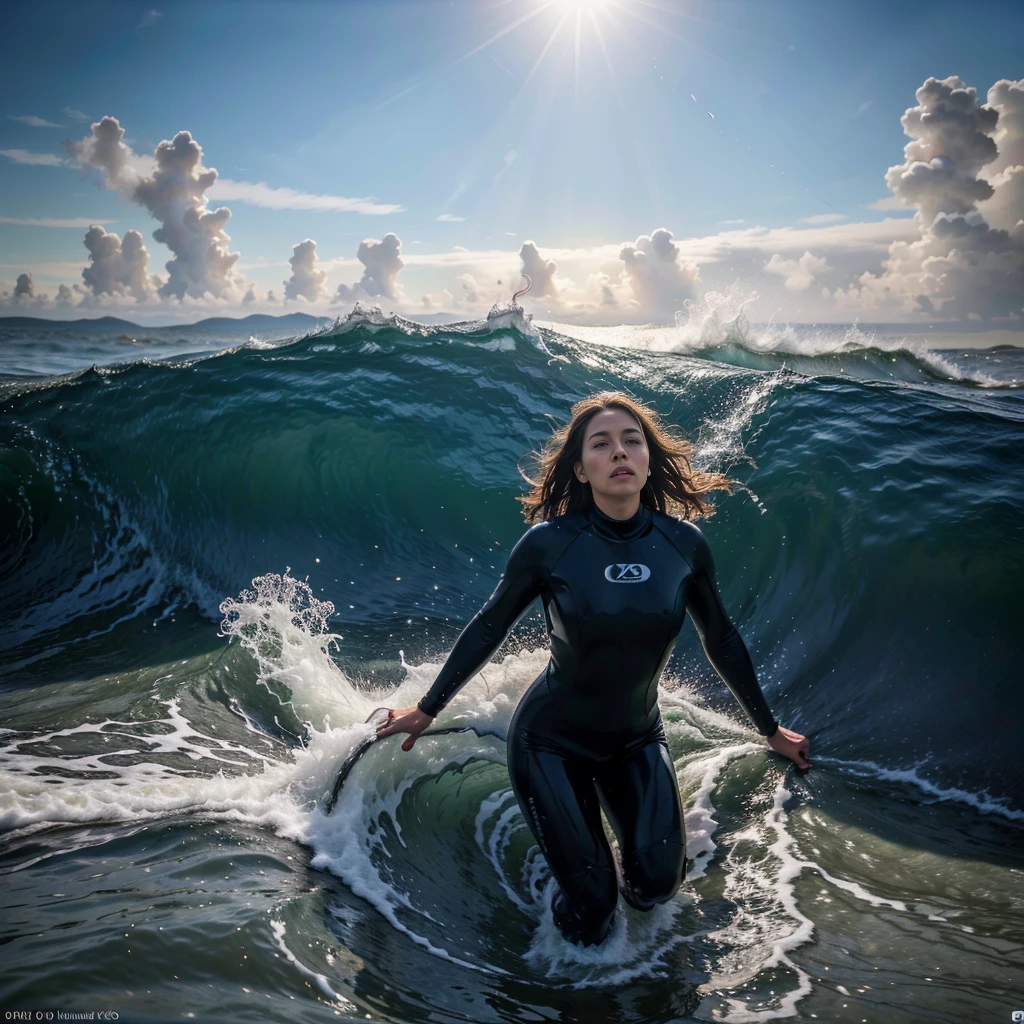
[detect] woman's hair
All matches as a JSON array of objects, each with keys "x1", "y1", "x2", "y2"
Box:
[{"x1": 518, "y1": 392, "x2": 736, "y2": 523}]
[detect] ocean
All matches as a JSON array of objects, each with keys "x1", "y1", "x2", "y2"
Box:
[{"x1": 1, "y1": 304, "x2": 1022, "y2": 1023}]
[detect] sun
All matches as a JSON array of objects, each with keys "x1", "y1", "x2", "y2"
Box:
[{"x1": 454, "y1": 0, "x2": 698, "y2": 102}]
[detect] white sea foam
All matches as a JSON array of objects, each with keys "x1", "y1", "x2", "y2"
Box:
[{"x1": 538, "y1": 290, "x2": 1009, "y2": 386}]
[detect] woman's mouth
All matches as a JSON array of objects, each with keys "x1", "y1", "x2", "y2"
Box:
[{"x1": 610, "y1": 468, "x2": 634, "y2": 478}]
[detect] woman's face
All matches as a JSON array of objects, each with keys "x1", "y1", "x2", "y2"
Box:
[{"x1": 573, "y1": 407, "x2": 651, "y2": 503}]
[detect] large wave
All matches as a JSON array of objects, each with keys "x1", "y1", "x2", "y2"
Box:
[{"x1": 2, "y1": 306, "x2": 1022, "y2": 800}]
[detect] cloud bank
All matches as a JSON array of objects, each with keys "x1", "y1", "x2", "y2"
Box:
[{"x1": 6, "y1": 77, "x2": 1022, "y2": 323}]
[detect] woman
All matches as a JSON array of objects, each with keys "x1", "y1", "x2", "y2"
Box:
[{"x1": 376, "y1": 393, "x2": 810, "y2": 947}]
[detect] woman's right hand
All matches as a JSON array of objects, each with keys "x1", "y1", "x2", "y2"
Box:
[
  {"x1": 766, "y1": 725, "x2": 811, "y2": 769},
  {"x1": 374, "y1": 705, "x2": 434, "y2": 751}
]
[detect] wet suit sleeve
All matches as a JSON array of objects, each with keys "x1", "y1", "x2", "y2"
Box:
[
  {"x1": 683, "y1": 525, "x2": 779, "y2": 737},
  {"x1": 417, "y1": 527, "x2": 547, "y2": 718}
]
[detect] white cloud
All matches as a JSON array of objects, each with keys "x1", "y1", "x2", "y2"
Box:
[
  {"x1": 284, "y1": 238, "x2": 327, "y2": 302},
  {"x1": 979, "y1": 78, "x2": 1024, "y2": 232},
  {"x1": 69, "y1": 116, "x2": 246, "y2": 301},
  {"x1": 436, "y1": 213, "x2": 466, "y2": 222},
  {"x1": 0, "y1": 271, "x2": 55, "y2": 309},
  {"x1": 138, "y1": 9, "x2": 163, "y2": 29},
  {"x1": 864, "y1": 195, "x2": 909, "y2": 211},
  {"x1": 0, "y1": 216, "x2": 114, "y2": 228},
  {"x1": 8, "y1": 115, "x2": 62, "y2": 128},
  {"x1": 81, "y1": 224, "x2": 158, "y2": 301},
  {"x1": 618, "y1": 228, "x2": 701, "y2": 315},
  {"x1": 63, "y1": 107, "x2": 91, "y2": 122},
  {"x1": 0, "y1": 149, "x2": 64, "y2": 167},
  {"x1": 765, "y1": 251, "x2": 830, "y2": 291},
  {"x1": 208, "y1": 178, "x2": 403, "y2": 215},
  {"x1": 798, "y1": 213, "x2": 847, "y2": 224},
  {"x1": 833, "y1": 76, "x2": 1024, "y2": 320},
  {"x1": 335, "y1": 232, "x2": 405, "y2": 302},
  {"x1": 519, "y1": 241, "x2": 559, "y2": 298},
  {"x1": 884, "y1": 76, "x2": 998, "y2": 223},
  {"x1": 56, "y1": 283, "x2": 85, "y2": 307},
  {"x1": 68, "y1": 115, "x2": 150, "y2": 191}
]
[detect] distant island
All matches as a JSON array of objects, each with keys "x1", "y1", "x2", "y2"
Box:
[{"x1": 0, "y1": 312, "x2": 333, "y2": 334}]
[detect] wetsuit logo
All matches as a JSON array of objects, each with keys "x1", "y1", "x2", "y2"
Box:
[{"x1": 604, "y1": 563, "x2": 651, "y2": 583}]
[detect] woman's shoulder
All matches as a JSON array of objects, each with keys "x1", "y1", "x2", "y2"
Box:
[
  {"x1": 505, "y1": 512, "x2": 588, "y2": 570},
  {"x1": 650, "y1": 510, "x2": 711, "y2": 561},
  {"x1": 518, "y1": 511, "x2": 589, "y2": 547}
]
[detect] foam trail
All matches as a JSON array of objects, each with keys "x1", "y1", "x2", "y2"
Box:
[
  {"x1": 820, "y1": 755, "x2": 1024, "y2": 821},
  {"x1": 270, "y1": 919, "x2": 357, "y2": 1010}
]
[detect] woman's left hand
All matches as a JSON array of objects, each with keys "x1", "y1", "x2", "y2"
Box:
[
  {"x1": 374, "y1": 705, "x2": 434, "y2": 751},
  {"x1": 766, "y1": 725, "x2": 811, "y2": 769}
]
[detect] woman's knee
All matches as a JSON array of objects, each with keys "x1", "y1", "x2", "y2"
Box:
[{"x1": 621, "y1": 838, "x2": 686, "y2": 910}]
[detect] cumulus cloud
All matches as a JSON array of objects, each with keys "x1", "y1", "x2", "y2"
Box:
[
  {"x1": 979, "y1": 79, "x2": 1024, "y2": 232},
  {"x1": 284, "y1": 238, "x2": 327, "y2": 302},
  {"x1": 883, "y1": 76, "x2": 999, "y2": 222},
  {"x1": 81, "y1": 224, "x2": 158, "y2": 301},
  {"x1": 833, "y1": 76, "x2": 1024, "y2": 320},
  {"x1": 69, "y1": 116, "x2": 245, "y2": 301},
  {"x1": 0, "y1": 149, "x2": 64, "y2": 167},
  {"x1": 618, "y1": 228, "x2": 701, "y2": 315},
  {"x1": 0, "y1": 272, "x2": 54, "y2": 309},
  {"x1": 335, "y1": 232, "x2": 404, "y2": 302},
  {"x1": 56, "y1": 283, "x2": 84, "y2": 307},
  {"x1": 765, "y1": 251, "x2": 830, "y2": 291},
  {"x1": 519, "y1": 241, "x2": 559, "y2": 298},
  {"x1": 798, "y1": 213, "x2": 847, "y2": 224}
]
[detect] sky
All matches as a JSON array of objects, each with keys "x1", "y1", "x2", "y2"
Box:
[{"x1": 0, "y1": 0, "x2": 1022, "y2": 325}]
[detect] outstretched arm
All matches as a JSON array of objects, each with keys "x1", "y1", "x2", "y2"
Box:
[
  {"x1": 376, "y1": 528, "x2": 545, "y2": 750},
  {"x1": 685, "y1": 526, "x2": 810, "y2": 768}
]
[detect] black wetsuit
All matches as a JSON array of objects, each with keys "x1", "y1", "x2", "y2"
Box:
[{"x1": 418, "y1": 500, "x2": 778, "y2": 945}]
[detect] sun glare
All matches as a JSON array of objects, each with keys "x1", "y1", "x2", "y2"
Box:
[{"x1": 454, "y1": 0, "x2": 695, "y2": 119}]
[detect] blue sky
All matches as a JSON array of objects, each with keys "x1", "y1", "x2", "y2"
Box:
[{"x1": 1, "y1": 0, "x2": 1022, "y2": 323}]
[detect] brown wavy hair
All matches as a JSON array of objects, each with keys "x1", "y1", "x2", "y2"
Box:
[{"x1": 518, "y1": 392, "x2": 735, "y2": 523}]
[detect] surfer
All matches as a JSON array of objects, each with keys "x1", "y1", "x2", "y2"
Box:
[{"x1": 375, "y1": 392, "x2": 810, "y2": 947}]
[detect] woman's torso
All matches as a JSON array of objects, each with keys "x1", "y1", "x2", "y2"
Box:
[{"x1": 510, "y1": 502, "x2": 696, "y2": 757}]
